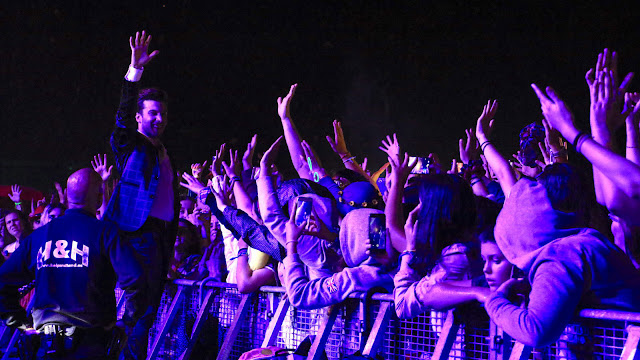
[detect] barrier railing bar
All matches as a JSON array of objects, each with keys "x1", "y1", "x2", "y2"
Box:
[
  {"x1": 578, "y1": 308, "x2": 640, "y2": 323},
  {"x1": 116, "y1": 289, "x2": 126, "y2": 315},
  {"x1": 507, "y1": 342, "x2": 532, "y2": 360},
  {"x1": 261, "y1": 294, "x2": 290, "y2": 348},
  {"x1": 1, "y1": 294, "x2": 35, "y2": 360},
  {"x1": 430, "y1": 310, "x2": 460, "y2": 360},
  {"x1": 179, "y1": 287, "x2": 217, "y2": 360},
  {"x1": 307, "y1": 305, "x2": 339, "y2": 360},
  {"x1": 217, "y1": 293, "x2": 254, "y2": 360},
  {"x1": 148, "y1": 285, "x2": 185, "y2": 360},
  {"x1": 621, "y1": 325, "x2": 640, "y2": 360},
  {"x1": 361, "y1": 300, "x2": 392, "y2": 357}
]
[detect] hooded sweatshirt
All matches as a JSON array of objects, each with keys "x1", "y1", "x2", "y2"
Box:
[
  {"x1": 283, "y1": 208, "x2": 394, "y2": 309},
  {"x1": 257, "y1": 177, "x2": 340, "y2": 279},
  {"x1": 486, "y1": 178, "x2": 640, "y2": 347}
]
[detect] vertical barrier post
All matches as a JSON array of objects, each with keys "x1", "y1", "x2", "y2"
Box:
[
  {"x1": 1, "y1": 294, "x2": 35, "y2": 360},
  {"x1": 307, "y1": 305, "x2": 339, "y2": 360},
  {"x1": 508, "y1": 342, "x2": 532, "y2": 360},
  {"x1": 361, "y1": 300, "x2": 393, "y2": 357},
  {"x1": 430, "y1": 310, "x2": 460, "y2": 360},
  {"x1": 489, "y1": 321, "x2": 511, "y2": 360},
  {"x1": 179, "y1": 288, "x2": 217, "y2": 360},
  {"x1": 621, "y1": 325, "x2": 640, "y2": 360},
  {"x1": 217, "y1": 293, "x2": 254, "y2": 360},
  {"x1": 148, "y1": 285, "x2": 185, "y2": 360},
  {"x1": 261, "y1": 294, "x2": 291, "y2": 348}
]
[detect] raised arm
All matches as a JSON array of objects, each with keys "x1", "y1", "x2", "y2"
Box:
[
  {"x1": 475, "y1": 100, "x2": 517, "y2": 198},
  {"x1": 111, "y1": 31, "x2": 160, "y2": 168},
  {"x1": 531, "y1": 83, "x2": 640, "y2": 221},
  {"x1": 326, "y1": 120, "x2": 373, "y2": 184},
  {"x1": 380, "y1": 134, "x2": 415, "y2": 252},
  {"x1": 222, "y1": 148, "x2": 260, "y2": 222},
  {"x1": 277, "y1": 84, "x2": 312, "y2": 180},
  {"x1": 91, "y1": 154, "x2": 114, "y2": 220},
  {"x1": 624, "y1": 93, "x2": 640, "y2": 164}
]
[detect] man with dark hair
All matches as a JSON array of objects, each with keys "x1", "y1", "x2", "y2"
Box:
[
  {"x1": 104, "y1": 30, "x2": 179, "y2": 359},
  {"x1": 0, "y1": 168, "x2": 146, "y2": 358}
]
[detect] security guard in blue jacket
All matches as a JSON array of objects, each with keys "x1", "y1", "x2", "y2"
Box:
[{"x1": 0, "y1": 168, "x2": 147, "y2": 359}]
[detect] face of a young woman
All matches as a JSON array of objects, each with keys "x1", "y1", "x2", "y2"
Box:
[{"x1": 481, "y1": 242, "x2": 513, "y2": 291}]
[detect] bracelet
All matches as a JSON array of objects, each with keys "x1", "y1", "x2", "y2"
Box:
[
  {"x1": 573, "y1": 133, "x2": 591, "y2": 154},
  {"x1": 285, "y1": 240, "x2": 298, "y2": 247},
  {"x1": 480, "y1": 141, "x2": 492, "y2": 153},
  {"x1": 470, "y1": 179, "x2": 481, "y2": 186},
  {"x1": 236, "y1": 248, "x2": 248, "y2": 258},
  {"x1": 342, "y1": 156, "x2": 356, "y2": 164},
  {"x1": 14, "y1": 202, "x2": 22, "y2": 205},
  {"x1": 230, "y1": 176, "x2": 242, "y2": 187},
  {"x1": 570, "y1": 131, "x2": 587, "y2": 148}
]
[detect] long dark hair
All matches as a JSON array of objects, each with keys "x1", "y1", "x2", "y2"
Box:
[
  {"x1": 4, "y1": 209, "x2": 33, "y2": 243},
  {"x1": 415, "y1": 174, "x2": 477, "y2": 262}
]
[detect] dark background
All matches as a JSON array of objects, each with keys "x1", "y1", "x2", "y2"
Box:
[{"x1": 2, "y1": 1, "x2": 640, "y2": 192}]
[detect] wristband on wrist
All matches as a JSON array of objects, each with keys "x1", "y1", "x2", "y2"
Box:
[
  {"x1": 480, "y1": 141, "x2": 492, "y2": 153},
  {"x1": 342, "y1": 156, "x2": 356, "y2": 164},
  {"x1": 572, "y1": 132, "x2": 590, "y2": 154},
  {"x1": 570, "y1": 131, "x2": 587, "y2": 148},
  {"x1": 236, "y1": 248, "x2": 248, "y2": 258},
  {"x1": 230, "y1": 176, "x2": 242, "y2": 187},
  {"x1": 14, "y1": 202, "x2": 22, "y2": 205},
  {"x1": 470, "y1": 178, "x2": 481, "y2": 186}
]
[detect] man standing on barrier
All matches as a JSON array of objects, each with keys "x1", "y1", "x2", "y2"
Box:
[
  {"x1": 0, "y1": 168, "x2": 147, "y2": 359},
  {"x1": 104, "y1": 30, "x2": 179, "y2": 359}
]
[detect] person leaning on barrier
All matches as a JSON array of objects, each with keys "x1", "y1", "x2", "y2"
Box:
[
  {"x1": 0, "y1": 168, "x2": 147, "y2": 359},
  {"x1": 283, "y1": 206, "x2": 394, "y2": 309},
  {"x1": 477, "y1": 165, "x2": 640, "y2": 347}
]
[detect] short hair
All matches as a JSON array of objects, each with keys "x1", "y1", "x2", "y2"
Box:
[
  {"x1": 137, "y1": 87, "x2": 168, "y2": 114},
  {"x1": 4, "y1": 209, "x2": 33, "y2": 241}
]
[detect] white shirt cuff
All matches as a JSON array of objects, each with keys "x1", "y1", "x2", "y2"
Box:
[{"x1": 125, "y1": 65, "x2": 144, "y2": 82}]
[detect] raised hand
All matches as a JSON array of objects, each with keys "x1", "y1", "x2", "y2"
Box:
[
  {"x1": 459, "y1": 128, "x2": 479, "y2": 164},
  {"x1": 388, "y1": 151, "x2": 416, "y2": 186},
  {"x1": 301, "y1": 140, "x2": 326, "y2": 181},
  {"x1": 277, "y1": 84, "x2": 297, "y2": 120},
  {"x1": 326, "y1": 120, "x2": 350, "y2": 157},
  {"x1": 475, "y1": 100, "x2": 498, "y2": 142},
  {"x1": 8, "y1": 185, "x2": 22, "y2": 203},
  {"x1": 403, "y1": 202, "x2": 422, "y2": 251},
  {"x1": 129, "y1": 30, "x2": 159, "y2": 69},
  {"x1": 54, "y1": 182, "x2": 66, "y2": 205},
  {"x1": 222, "y1": 149, "x2": 243, "y2": 179},
  {"x1": 379, "y1": 134, "x2": 401, "y2": 160},
  {"x1": 209, "y1": 143, "x2": 227, "y2": 177},
  {"x1": 179, "y1": 173, "x2": 205, "y2": 194},
  {"x1": 531, "y1": 84, "x2": 579, "y2": 143},
  {"x1": 259, "y1": 136, "x2": 284, "y2": 176},
  {"x1": 447, "y1": 159, "x2": 458, "y2": 174},
  {"x1": 209, "y1": 175, "x2": 232, "y2": 208},
  {"x1": 242, "y1": 134, "x2": 258, "y2": 171},
  {"x1": 511, "y1": 152, "x2": 542, "y2": 178},
  {"x1": 91, "y1": 154, "x2": 114, "y2": 181},
  {"x1": 191, "y1": 161, "x2": 208, "y2": 181}
]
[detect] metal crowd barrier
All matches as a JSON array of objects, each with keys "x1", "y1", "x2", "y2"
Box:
[
  {"x1": 0, "y1": 280, "x2": 638, "y2": 359},
  {"x1": 142, "y1": 280, "x2": 640, "y2": 360}
]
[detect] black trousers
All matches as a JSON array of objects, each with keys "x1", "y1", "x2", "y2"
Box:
[
  {"x1": 120, "y1": 217, "x2": 173, "y2": 360},
  {"x1": 19, "y1": 327, "x2": 123, "y2": 360}
]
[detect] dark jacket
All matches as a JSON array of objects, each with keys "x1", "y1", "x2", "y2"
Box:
[
  {"x1": 0, "y1": 209, "x2": 146, "y2": 330},
  {"x1": 105, "y1": 79, "x2": 179, "y2": 233}
]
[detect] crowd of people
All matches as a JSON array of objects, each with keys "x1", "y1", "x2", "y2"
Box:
[{"x1": 0, "y1": 31, "x2": 639, "y2": 358}]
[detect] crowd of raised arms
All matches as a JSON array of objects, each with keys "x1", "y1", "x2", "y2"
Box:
[{"x1": 2, "y1": 32, "x2": 640, "y2": 350}]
